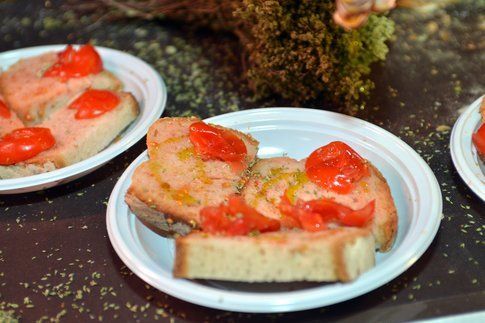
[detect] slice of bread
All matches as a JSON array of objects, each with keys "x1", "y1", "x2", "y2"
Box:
[
  {"x1": 0, "y1": 94, "x2": 24, "y2": 136},
  {"x1": 241, "y1": 157, "x2": 398, "y2": 251},
  {"x1": 174, "y1": 228, "x2": 375, "y2": 282},
  {"x1": 0, "y1": 162, "x2": 57, "y2": 179},
  {"x1": 0, "y1": 91, "x2": 139, "y2": 179},
  {"x1": 0, "y1": 52, "x2": 121, "y2": 125},
  {"x1": 125, "y1": 117, "x2": 259, "y2": 238}
]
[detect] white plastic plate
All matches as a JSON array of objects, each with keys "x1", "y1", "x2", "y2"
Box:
[
  {"x1": 0, "y1": 45, "x2": 167, "y2": 194},
  {"x1": 107, "y1": 108, "x2": 442, "y2": 313},
  {"x1": 450, "y1": 95, "x2": 485, "y2": 201}
]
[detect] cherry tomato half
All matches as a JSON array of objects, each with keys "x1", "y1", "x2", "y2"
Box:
[
  {"x1": 43, "y1": 45, "x2": 103, "y2": 81},
  {"x1": 278, "y1": 193, "x2": 375, "y2": 231},
  {"x1": 305, "y1": 141, "x2": 369, "y2": 194},
  {"x1": 189, "y1": 121, "x2": 247, "y2": 172},
  {"x1": 0, "y1": 127, "x2": 56, "y2": 165},
  {"x1": 200, "y1": 195, "x2": 280, "y2": 236},
  {"x1": 68, "y1": 89, "x2": 120, "y2": 119},
  {"x1": 0, "y1": 99, "x2": 10, "y2": 119}
]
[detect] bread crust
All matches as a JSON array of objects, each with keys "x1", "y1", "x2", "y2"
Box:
[
  {"x1": 173, "y1": 236, "x2": 189, "y2": 276},
  {"x1": 369, "y1": 165, "x2": 398, "y2": 251},
  {"x1": 125, "y1": 191, "x2": 194, "y2": 238}
]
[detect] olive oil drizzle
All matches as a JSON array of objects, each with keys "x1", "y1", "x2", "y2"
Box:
[
  {"x1": 148, "y1": 161, "x2": 199, "y2": 206},
  {"x1": 147, "y1": 132, "x2": 219, "y2": 206},
  {"x1": 176, "y1": 147, "x2": 213, "y2": 184},
  {"x1": 285, "y1": 171, "x2": 309, "y2": 203},
  {"x1": 148, "y1": 135, "x2": 186, "y2": 157},
  {"x1": 252, "y1": 167, "x2": 308, "y2": 206}
]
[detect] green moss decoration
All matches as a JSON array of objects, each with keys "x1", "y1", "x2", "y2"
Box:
[
  {"x1": 94, "y1": 0, "x2": 394, "y2": 106},
  {"x1": 236, "y1": 1, "x2": 394, "y2": 104}
]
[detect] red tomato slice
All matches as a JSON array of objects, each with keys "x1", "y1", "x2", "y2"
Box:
[
  {"x1": 278, "y1": 195, "x2": 302, "y2": 229},
  {"x1": 43, "y1": 45, "x2": 103, "y2": 81},
  {"x1": 472, "y1": 124, "x2": 485, "y2": 157},
  {"x1": 69, "y1": 89, "x2": 120, "y2": 119},
  {"x1": 200, "y1": 196, "x2": 280, "y2": 236},
  {"x1": 0, "y1": 99, "x2": 10, "y2": 119},
  {"x1": 280, "y1": 214, "x2": 301, "y2": 229},
  {"x1": 227, "y1": 196, "x2": 281, "y2": 232},
  {"x1": 338, "y1": 200, "x2": 375, "y2": 227},
  {"x1": 279, "y1": 195, "x2": 331, "y2": 231},
  {"x1": 278, "y1": 192, "x2": 375, "y2": 231},
  {"x1": 298, "y1": 211, "x2": 327, "y2": 232},
  {"x1": 200, "y1": 205, "x2": 231, "y2": 234},
  {"x1": 0, "y1": 127, "x2": 56, "y2": 165},
  {"x1": 302, "y1": 199, "x2": 346, "y2": 221},
  {"x1": 189, "y1": 121, "x2": 247, "y2": 172},
  {"x1": 305, "y1": 141, "x2": 369, "y2": 194}
]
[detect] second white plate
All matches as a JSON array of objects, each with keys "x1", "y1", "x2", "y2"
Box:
[
  {"x1": 450, "y1": 95, "x2": 485, "y2": 201},
  {"x1": 107, "y1": 108, "x2": 442, "y2": 313},
  {"x1": 0, "y1": 45, "x2": 167, "y2": 194}
]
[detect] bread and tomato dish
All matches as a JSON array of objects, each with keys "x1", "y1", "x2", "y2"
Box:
[
  {"x1": 472, "y1": 97, "x2": 485, "y2": 161},
  {"x1": 0, "y1": 45, "x2": 139, "y2": 179},
  {"x1": 126, "y1": 117, "x2": 398, "y2": 283},
  {"x1": 126, "y1": 117, "x2": 259, "y2": 236}
]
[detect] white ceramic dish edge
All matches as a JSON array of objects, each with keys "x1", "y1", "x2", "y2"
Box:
[{"x1": 450, "y1": 95, "x2": 485, "y2": 201}]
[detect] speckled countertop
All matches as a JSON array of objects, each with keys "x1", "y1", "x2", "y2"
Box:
[{"x1": 0, "y1": 0, "x2": 484, "y2": 322}]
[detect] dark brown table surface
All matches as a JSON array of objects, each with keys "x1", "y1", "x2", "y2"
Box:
[{"x1": 0, "y1": 0, "x2": 484, "y2": 322}]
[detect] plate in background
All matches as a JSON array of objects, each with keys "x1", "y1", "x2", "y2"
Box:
[
  {"x1": 450, "y1": 95, "x2": 485, "y2": 201},
  {"x1": 0, "y1": 45, "x2": 167, "y2": 194},
  {"x1": 107, "y1": 108, "x2": 442, "y2": 313}
]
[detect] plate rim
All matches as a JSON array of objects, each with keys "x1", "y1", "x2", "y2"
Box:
[
  {"x1": 450, "y1": 95, "x2": 485, "y2": 201},
  {"x1": 107, "y1": 108, "x2": 443, "y2": 313},
  {"x1": 0, "y1": 44, "x2": 167, "y2": 193}
]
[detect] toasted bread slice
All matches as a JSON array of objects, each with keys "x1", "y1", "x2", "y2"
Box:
[
  {"x1": 0, "y1": 91, "x2": 139, "y2": 179},
  {"x1": 0, "y1": 52, "x2": 121, "y2": 125},
  {"x1": 242, "y1": 157, "x2": 398, "y2": 251},
  {"x1": 126, "y1": 117, "x2": 259, "y2": 238},
  {"x1": 0, "y1": 94, "x2": 24, "y2": 136},
  {"x1": 174, "y1": 228, "x2": 375, "y2": 282}
]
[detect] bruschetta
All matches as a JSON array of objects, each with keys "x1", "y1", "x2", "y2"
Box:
[
  {"x1": 0, "y1": 89, "x2": 138, "y2": 179},
  {"x1": 241, "y1": 156, "x2": 398, "y2": 251},
  {"x1": 125, "y1": 117, "x2": 259, "y2": 237},
  {"x1": 0, "y1": 45, "x2": 121, "y2": 125},
  {"x1": 0, "y1": 45, "x2": 139, "y2": 179}
]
